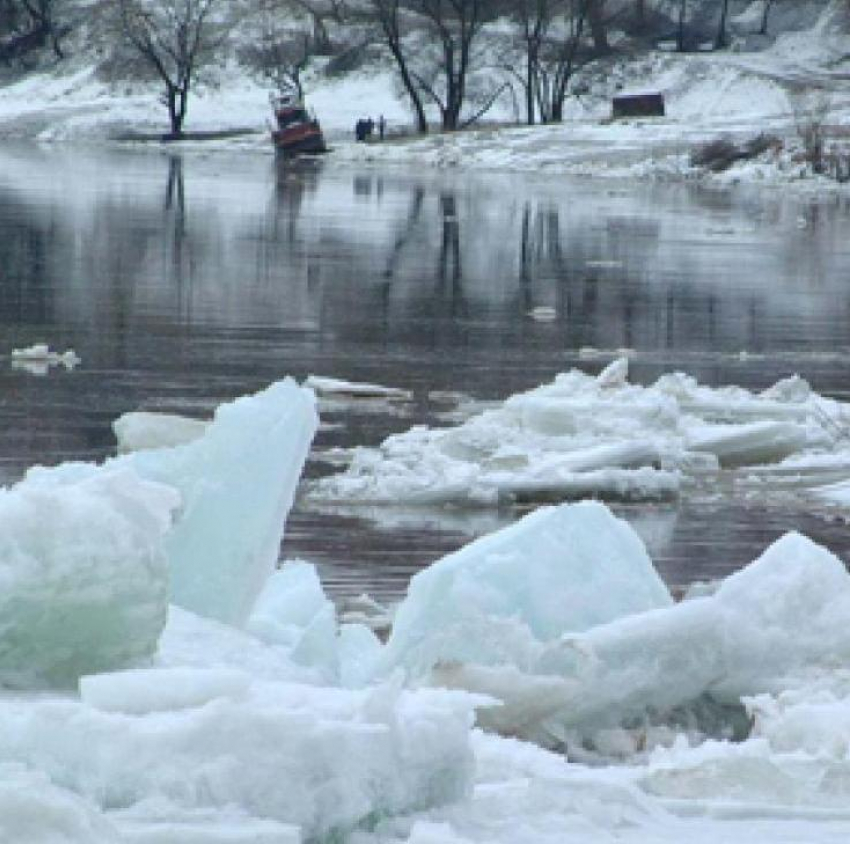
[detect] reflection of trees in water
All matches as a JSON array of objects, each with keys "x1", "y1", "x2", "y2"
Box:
[{"x1": 0, "y1": 191, "x2": 56, "y2": 325}]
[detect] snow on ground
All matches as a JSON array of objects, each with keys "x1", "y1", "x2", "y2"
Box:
[
  {"x1": 0, "y1": 5, "x2": 848, "y2": 188},
  {"x1": 2, "y1": 376, "x2": 850, "y2": 841}
]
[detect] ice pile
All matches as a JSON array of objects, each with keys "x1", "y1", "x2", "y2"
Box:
[
  {"x1": 0, "y1": 378, "x2": 315, "y2": 689},
  {"x1": 0, "y1": 666, "x2": 477, "y2": 842},
  {"x1": 365, "y1": 500, "x2": 850, "y2": 753},
  {"x1": 309, "y1": 359, "x2": 839, "y2": 508},
  {"x1": 0, "y1": 377, "x2": 488, "y2": 841},
  {"x1": 5, "y1": 367, "x2": 850, "y2": 842}
]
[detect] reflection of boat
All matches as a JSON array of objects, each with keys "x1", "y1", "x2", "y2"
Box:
[{"x1": 270, "y1": 94, "x2": 328, "y2": 157}]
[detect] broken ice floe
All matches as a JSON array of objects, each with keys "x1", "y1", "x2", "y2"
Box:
[
  {"x1": 379, "y1": 502, "x2": 850, "y2": 759},
  {"x1": 305, "y1": 374, "x2": 413, "y2": 401},
  {"x1": 308, "y1": 358, "x2": 840, "y2": 508},
  {"x1": 113, "y1": 411, "x2": 209, "y2": 454},
  {"x1": 10, "y1": 343, "x2": 80, "y2": 375}
]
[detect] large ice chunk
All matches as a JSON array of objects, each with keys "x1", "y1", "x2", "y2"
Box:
[
  {"x1": 0, "y1": 468, "x2": 178, "y2": 689},
  {"x1": 126, "y1": 378, "x2": 318, "y2": 625},
  {"x1": 379, "y1": 501, "x2": 672, "y2": 678},
  {"x1": 439, "y1": 531, "x2": 850, "y2": 744}
]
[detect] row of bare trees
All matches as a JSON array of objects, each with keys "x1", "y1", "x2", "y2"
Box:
[{"x1": 0, "y1": 1, "x2": 820, "y2": 137}]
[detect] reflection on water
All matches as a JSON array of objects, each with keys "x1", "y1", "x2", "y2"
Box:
[{"x1": 1, "y1": 144, "x2": 850, "y2": 602}]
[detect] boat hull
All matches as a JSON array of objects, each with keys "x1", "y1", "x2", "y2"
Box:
[{"x1": 272, "y1": 123, "x2": 328, "y2": 157}]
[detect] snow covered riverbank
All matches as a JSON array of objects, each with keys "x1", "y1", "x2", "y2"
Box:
[{"x1": 1, "y1": 4, "x2": 849, "y2": 190}]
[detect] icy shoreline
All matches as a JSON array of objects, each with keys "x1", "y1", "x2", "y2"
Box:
[{"x1": 2, "y1": 6, "x2": 849, "y2": 193}]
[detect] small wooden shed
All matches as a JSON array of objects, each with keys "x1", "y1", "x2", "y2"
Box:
[{"x1": 612, "y1": 93, "x2": 665, "y2": 119}]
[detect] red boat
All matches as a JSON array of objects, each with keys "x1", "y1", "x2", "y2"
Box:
[{"x1": 270, "y1": 95, "x2": 328, "y2": 157}]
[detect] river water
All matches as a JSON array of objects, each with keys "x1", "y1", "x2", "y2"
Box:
[{"x1": 1, "y1": 144, "x2": 849, "y2": 604}]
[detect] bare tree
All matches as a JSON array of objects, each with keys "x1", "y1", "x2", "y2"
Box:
[
  {"x1": 410, "y1": 0, "x2": 494, "y2": 130},
  {"x1": 502, "y1": 0, "x2": 555, "y2": 125},
  {"x1": 289, "y1": 0, "x2": 345, "y2": 54},
  {"x1": 367, "y1": 0, "x2": 428, "y2": 132},
  {"x1": 537, "y1": 0, "x2": 590, "y2": 122},
  {"x1": 714, "y1": 0, "x2": 731, "y2": 48},
  {"x1": 586, "y1": 0, "x2": 608, "y2": 52},
  {"x1": 239, "y1": 1, "x2": 313, "y2": 98},
  {"x1": 759, "y1": 0, "x2": 777, "y2": 35},
  {"x1": 116, "y1": 0, "x2": 228, "y2": 137},
  {"x1": 0, "y1": 0, "x2": 70, "y2": 63}
]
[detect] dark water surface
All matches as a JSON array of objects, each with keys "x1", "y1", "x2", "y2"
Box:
[{"x1": 2, "y1": 144, "x2": 850, "y2": 604}]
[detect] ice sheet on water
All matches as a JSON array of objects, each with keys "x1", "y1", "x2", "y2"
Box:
[
  {"x1": 378, "y1": 501, "x2": 672, "y2": 679},
  {"x1": 0, "y1": 467, "x2": 178, "y2": 688},
  {"x1": 309, "y1": 360, "x2": 840, "y2": 508}
]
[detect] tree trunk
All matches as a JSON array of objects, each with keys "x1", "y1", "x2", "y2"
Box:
[
  {"x1": 677, "y1": 0, "x2": 686, "y2": 52},
  {"x1": 587, "y1": 0, "x2": 609, "y2": 53},
  {"x1": 759, "y1": 0, "x2": 774, "y2": 35},
  {"x1": 166, "y1": 86, "x2": 185, "y2": 137},
  {"x1": 389, "y1": 41, "x2": 428, "y2": 133},
  {"x1": 714, "y1": 0, "x2": 730, "y2": 49},
  {"x1": 525, "y1": 52, "x2": 535, "y2": 125}
]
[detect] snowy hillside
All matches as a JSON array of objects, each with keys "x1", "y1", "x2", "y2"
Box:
[{"x1": 0, "y1": 1, "x2": 847, "y2": 187}]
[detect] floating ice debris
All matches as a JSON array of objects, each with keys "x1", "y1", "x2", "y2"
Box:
[
  {"x1": 305, "y1": 374, "x2": 412, "y2": 400},
  {"x1": 0, "y1": 467, "x2": 179, "y2": 689},
  {"x1": 113, "y1": 411, "x2": 209, "y2": 454},
  {"x1": 527, "y1": 306, "x2": 557, "y2": 321},
  {"x1": 11, "y1": 343, "x2": 80, "y2": 374},
  {"x1": 310, "y1": 360, "x2": 839, "y2": 509},
  {"x1": 585, "y1": 259, "x2": 624, "y2": 268},
  {"x1": 596, "y1": 356, "x2": 629, "y2": 388}
]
